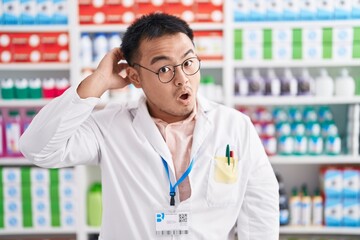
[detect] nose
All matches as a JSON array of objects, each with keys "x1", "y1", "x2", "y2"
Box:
[{"x1": 173, "y1": 66, "x2": 189, "y2": 87}]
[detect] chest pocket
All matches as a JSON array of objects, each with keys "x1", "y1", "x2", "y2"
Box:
[{"x1": 206, "y1": 145, "x2": 241, "y2": 207}]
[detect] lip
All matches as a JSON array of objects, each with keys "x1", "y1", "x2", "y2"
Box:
[{"x1": 176, "y1": 89, "x2": 192, "y2": 105}]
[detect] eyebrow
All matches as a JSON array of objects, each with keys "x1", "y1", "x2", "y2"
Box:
[{"x1": 150, "y1": 49, "x2": 195, "y2": 65}]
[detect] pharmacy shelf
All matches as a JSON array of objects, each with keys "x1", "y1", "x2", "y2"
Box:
[
  {"x1": 79, "y1": 23, "x2": 224, "y2": 33},
  {"x1": 0, "y1": 63, "x2": 70, "y2": 71},
  {"x1": 0, "y1": 157, "x2": 34, "y2": 166},
  {"x1": 233, "y1": 59, "x2": 360, "y2": 68},
  {"x1": 0, "y1": 25, "x2": 69, "y2": 32},
  {"x1": 270, "y1": 155, "x2": 360, "y2": 165},
  {"x1": 234, "y1": 19, "x2": 360, "y2": 29},
  {"x1": 280, "y1": 226, "x2": 360, "y2": 235},
  {"x1": 0, "y1": 228, "x2": 76, "y2": 235},
  {"x1": 0, "y1": 99, "x2": 51, "y2": 107},
  {"x1": 86, "y1": 226, "x2": 100, "y2": 235},
  {"x1": 233, "y1": 96, "x2": 360, "y2": 106}
]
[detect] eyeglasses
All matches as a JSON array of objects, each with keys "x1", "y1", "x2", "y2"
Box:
[{"x1": 132, "y1": 57, "x2": 201, "y2": 83}]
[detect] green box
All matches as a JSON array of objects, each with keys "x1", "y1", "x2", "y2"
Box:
[
  {"x1": 234, "y1": 46, "x2": 243, "y2": 60},
  {"x1": 292, "y1": 44, "x2": 302, "y2": 60},
  {"x1": 263, "y1": 43, "x2": 272, "y2": 60},
  {"x1": 323, "y1": 43, "x2": 332, "y2": 59},
  {"x1": 234, "y1": 29, "x2": 242, "y2": 43},
  {"x1": 354, "y1": 27, "x2": 360, "y2": 42},
  {"x1": 50, "y1": 169, "x2": 59, "y2": 184},
  {"x1": 353, "y1": 41, "x2": 360, "y2": 58},
  {"x1": 21, "y1": 167, "x2": 31, "y2": 183},
  {"x1": 263, "y1": 29, "x2": 272, "y2": 43},
  {"x1": 292, "y1": 28, "x2": 302, "y2": 43},
  {"x1": 323, "y1": 28, "x2": 333, "y2": 43}
]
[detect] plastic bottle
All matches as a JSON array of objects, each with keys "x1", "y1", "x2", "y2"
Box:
[
  {"x1": 234, "y1": 69, "x2": 248, "y2": 96},
  {"x1": 1, "y1": 78, "x2": 15, "y2": 99},
  {"x1": 55, "y1": 77, "x2": 70, "y2": 96},
  {"x1": 107, "y1": 32, "x2": 122, "y2": 50},
  {"x1": 5, "y1": 110, "x2": 22, "y2": 156},
  {"x1": 0, "y1": 111, "x2": 5, "y2": 157},
  {"x1": 315, "y1": 69, "x2": 334, "y2": 97},
  {"x1": 80, "y1": 33, "x2": 93, "y2": 66},
  {"x1": 28, "y1": 78, "x2": 42, "y2": 99},
  {"x1": 14, "y1": 78, "x2": 29, "y2": 99},
  {"x1": 307, "y1": 121, "x2": 323, "y2": 155},
  {"x1": 301, "y1": 184, "x2": 312, "y2": 226},
  {"x1": 248, "y1": 68, "x2": 263, "y2": 96},
  {"x1": 290, "y1": 187, "x2": 302, "y2": 226},
  {"x1": 312, "y1": 188, "x2": 323, "y2": 226},
  {"x1": 42, "y1": 78, "x2": 56, "y2": 98},
  {"x1": 281, "y1": 68, "x2": 298, "y2": 96},
  {"x1": 276, "y1": 173, "x2": 290, "y2": 226},
  {"x1": 87, "y1": 182, "x2": 102, "y2": 226},
  {"x1": 264, "y1": 68, "x2": 280, "y2": 96},
  {"x1": 93, "y1": 33, "x2": 108, "y2": 64},
  {"x1": 334, "y1": 68, "x2": 355, "y2": 96},
  {"x1": 22, "y1": 109, "x2": 37, "y2": 133},
  {"x1": 298, "y1": 68, "x2": 314, "y2": 95}
]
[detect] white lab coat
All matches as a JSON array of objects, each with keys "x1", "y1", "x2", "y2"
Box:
[{"x1": 20, "y1": 86, "x2": 279, "y2": 240}]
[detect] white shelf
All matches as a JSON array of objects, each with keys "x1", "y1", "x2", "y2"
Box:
[
  {"x1": 86, "y1": 226, "x2": 100, "y2": 234},
  {"x1": 280, "y1": 226, "x2": 360, "y2": 235},
  {"x1": 233, "y1": 60, "x2": 360, "y2": 68},
  {"x1": 0, "y1": 228, "x2": 76, "y2": 235},
  {"x1": 0, "y1": 25, "x2": 69, "y2": 32},
  {"x1": 0, "y1": 99, "x2": 50, "y2": 107},
  {"x1": 0, "y1": 63, "x2": 70, "y2": 71},
  {"x1": 270, "y1": 155, "x2": 360, "y2": 165},
  {"x1": 0, "y1": 157, "x2": 34, "y2": 165},
  {"x1": 233, "y1": 96, "x2": 360, "y2": 106},
  {"x1": 234, "y1": 19, "x2": 360, "y2": 29}
]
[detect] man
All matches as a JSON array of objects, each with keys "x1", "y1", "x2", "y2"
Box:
[{"x1": 20, "y1": 13, "x2": 279, "y2": 239}]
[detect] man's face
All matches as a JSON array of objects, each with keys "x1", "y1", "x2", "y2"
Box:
[{"x1": 130, "y1": 33, "x2": 200, "y2": 123}]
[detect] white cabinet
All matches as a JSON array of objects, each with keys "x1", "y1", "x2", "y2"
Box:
[{"x1": 1, "y1": 1, "x2": 360, "y2": 239}]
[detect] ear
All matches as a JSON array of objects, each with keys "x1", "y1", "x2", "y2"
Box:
[{"x1": 126, "y1": 67, "x2": 142, "y2": 88}]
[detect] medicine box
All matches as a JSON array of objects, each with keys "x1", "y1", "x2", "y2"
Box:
[
  {"x1": 323, "y1": 168, "x2": 343, "y2": 199},
  {"x1": 343, "y1": 198, "x2": 360, "y2": 227},
  {"x1": 343, "y1": 168, "x2": 360, "y2": 198},
  {"x1": 282, "y1": 0, "x2": 299, "y2": 20},
  {"x1": 325, "y1": 198, "x2": 343, "y2": 226}
]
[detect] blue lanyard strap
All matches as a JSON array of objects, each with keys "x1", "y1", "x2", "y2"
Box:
[{"x1": 161, "y1": 157, "x2": 194, "y2": 206}]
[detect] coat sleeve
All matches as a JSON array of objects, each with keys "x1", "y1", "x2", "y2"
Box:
[
  {"x1": 19, "y1": 86, "x2": 102, "y2": 168},
  {"x1": 236, "y1": 119, "x2": 279, "y2": 239}
]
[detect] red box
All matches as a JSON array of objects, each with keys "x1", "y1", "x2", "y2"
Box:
[
  {"x1": 11, "y1": 33, "x2": 42, "y2": 63},
  {"x1": 105, "y1": 4, "x2": 136, "y2": 24},
  {"x1": 41, "y1": 32, "x2": 70, "y2": 62},
  {"x1": 0, "y1": 33, "x2": 13, "y2": 63},
  {"x1": 195, "y1": 1, "x2": 223, "y2": 23},
  {"x1": 163, "y1": 1, "x2": 196, "y2": 23},
  {"x1": 194, "y1": 31, "x2": 223, "y2": 60}
]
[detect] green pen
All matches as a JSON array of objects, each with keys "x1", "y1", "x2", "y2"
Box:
[{"x1": 226, "y1": 144, "x2": 230, "y2": 166}]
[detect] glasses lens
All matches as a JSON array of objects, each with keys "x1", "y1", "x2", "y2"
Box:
[
  {"x1": 158, "y1": 66, "x2": 175, "y2": 83},
  {"x1": 182, "y1": 58, "x2": 200, "y2": 76}
]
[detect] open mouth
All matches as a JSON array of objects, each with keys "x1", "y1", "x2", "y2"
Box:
[{"x1": 180, "y1": 93, "x2": 190, "y2": 100}]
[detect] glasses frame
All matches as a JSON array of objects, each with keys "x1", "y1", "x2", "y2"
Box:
[{"x1": 132, "y1": 56, "x2": 201, "y2": 83}]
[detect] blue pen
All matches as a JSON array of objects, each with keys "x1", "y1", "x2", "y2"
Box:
[{"x1": 226, "y1": 144, "x2": 230, "y2": 166}]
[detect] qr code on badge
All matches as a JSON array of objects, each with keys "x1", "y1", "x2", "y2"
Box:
[{"x1": 179, "y1": 213, "x2": 187, "y2": 223}]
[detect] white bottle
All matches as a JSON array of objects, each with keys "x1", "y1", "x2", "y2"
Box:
[
  {"x1": 334, "y1": 68, "x2": 355, "y2": 96},
  {"x1": 265, "y1": 68, "x2": 281, "y2": 96},
  {"x1": 93, "y1": 33, "x2": 108, "y2": 64},
  {"x1": 80, "y1": 33, "x2": 93, "y2": 66},
  {"x1": 281, "y1": 68, "x2": 298, "y2": 96},
  {"x1": 234, "y1": 69, "x2": 248, "y2": 96},
  {"x1": 315, "y1": 69, "x2": 334, "y2": 97},
  {"x1": 107, "y1": 33, "x2": 122, "y2": 50}
]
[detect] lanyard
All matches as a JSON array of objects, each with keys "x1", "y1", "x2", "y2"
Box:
[{"x1": 161, "y1": 157, "x2": 194, "y2": 206}]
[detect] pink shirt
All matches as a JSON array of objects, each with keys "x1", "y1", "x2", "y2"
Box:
[{"x1": 153, "y1": 109, "x2": 197, "y2": 202}]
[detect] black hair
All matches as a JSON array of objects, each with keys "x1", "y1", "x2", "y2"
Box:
[{"x1": 121, "y1": 12, "x2": 194, "y2": 65}]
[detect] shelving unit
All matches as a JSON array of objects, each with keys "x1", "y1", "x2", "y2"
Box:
[{"x1": 1, "y1": 1, "x2": 360, "y2": 240}]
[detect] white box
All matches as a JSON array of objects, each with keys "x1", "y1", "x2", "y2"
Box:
[
  {"x1": 60, "y1": 183, "x2": 75, "y2": 200},
  {"x1": 4, "y1": 214, "x2": 22, "y2": 229},
  {"x1": 61, "y1": 213, "x2": 76, "y2": 228},
  {"x1": 299, "y1": 0, "x2": 317, "y2": 19},
  {"x1": 353, "y1": 0, "x2": 360, "y2": 18},
  {"x1": 343, "y1": 168, "x2": 360, "y2": 198},
  {"x1": 343, "y1": 199, "x2": 360, "y2": 226},
  {"x1": 20, "y1": 0, "x2": 36, "y2": 24},
  {"x1": 273, "y1": 43, "x2": 291, "y2": 60},
  {"x1": 31, "y1": 167, "x2": 49, "y2": 184},
  {"x1": 325, "y1": 198, "x2": 343, "y2": 226},
  {"x1": 303, "y1": 27, "x2": 322, "y2": 43},
  {"x1": 61, "y1": 199, "x2": 75, "y2": 214},
  {"x1": 3, "y1": 0, "x2": 20, "y2": 24},
  {"x1": 324, "y1": 168, "x2": 343, "y2": 198},
  {"x1": 31, "y1": 183, "x2": 49, "y2": 200},
  {"x1": 33, "y1": 199, "x2": 50, "y2": 214},
  {"x1": 334, "y1": 0, "x2": 352, "y2": 19},
  {"x1": 273, "y1": 28, "x2": 291, "y2": 43},
  {"x1": 36, "y1": 0, "x2": 53, "y2": 24},
  {"x1": 333, "y1": 27, "x2": 353, "y2": 43},
  {"x1": 243, "y1": 42, "x2": 262, "y2": 61},
  {"x1": 333, "y1": 43, "x2": 352, "y2": 60},
  {"x1": 33, "y1": 214, "x2": 50, "y2": 228},
  {"x1": 3, "y1": 168, "x2": 21, "y2": 183},
  {"x1": 303, "y1": 43, "x2": 322, "y2": 60},
  {"x1": 4, "y1": 199, "x2": 22, "y2": 215},
  {"x1": 4, "y1": 184, "x2": 21, "y2": 199},
  {"x1": 243, "y1": 28, "x2": 263, "y2": 44}
]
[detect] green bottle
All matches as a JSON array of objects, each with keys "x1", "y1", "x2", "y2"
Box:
[{"x1": 87, "y1": 182, "x2": 102, "y2": 226}]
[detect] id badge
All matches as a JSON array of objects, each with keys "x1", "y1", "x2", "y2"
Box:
[{"x1": 155, "y1": 211, "x2": 190, "y2": 236}]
